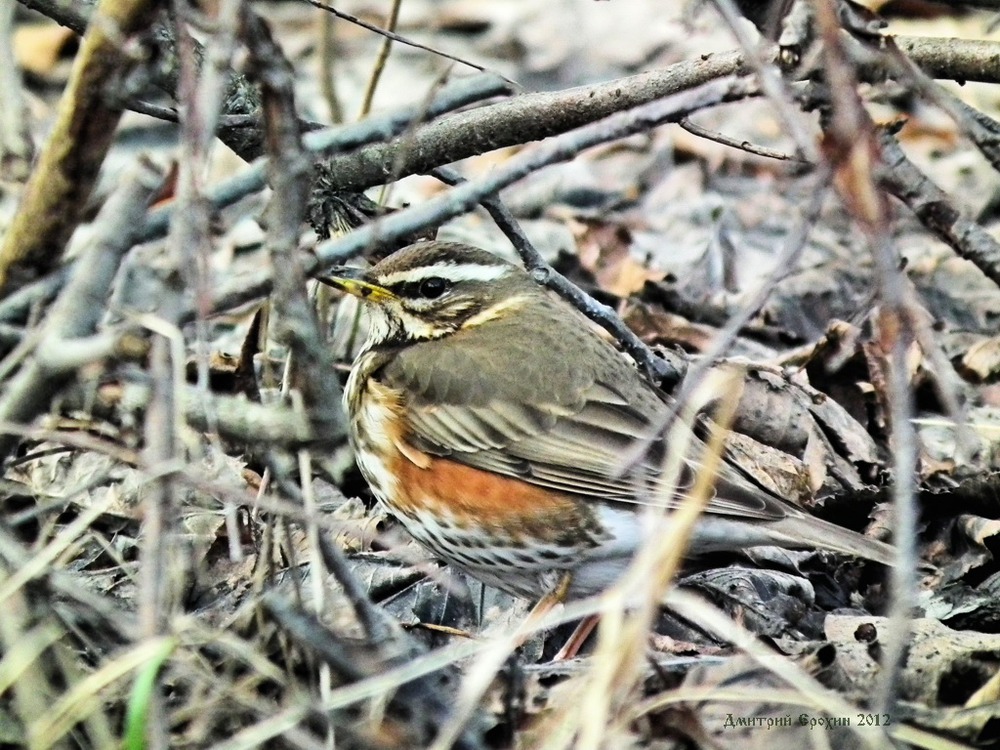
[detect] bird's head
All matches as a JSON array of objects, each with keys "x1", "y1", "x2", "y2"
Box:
[{"x1": 319, "y1": 242, "x2": 541, "y2": 347}]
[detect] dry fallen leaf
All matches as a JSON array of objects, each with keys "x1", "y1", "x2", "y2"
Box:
[
  {"x1": 575, "y1": 220, "x2": 664, "y2": 297},
  {"x1": 12, "y1": 23, "x2": 76, "y2": 77},
  {"x1": 957, "y1": 335, "x2": 1000, "y2": 384}
]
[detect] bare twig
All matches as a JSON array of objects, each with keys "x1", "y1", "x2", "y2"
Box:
[
  {"x1": 314, "y1": 52, "x2": 747, "y2": 194},
  {"x1": 679, "y1": 116, "x2": 806, "y2": 162},
  {"x1": 78, "y1": 375, "x2": 315, "y2": 446},
  {"x1": 140, "y1": 72, "x2": 513, "y2": 242},
  {"x1": 15, "y1": 0, "x2": 269, "y2": 161},
  {"x1": 0, "y1": 159, "x2": 163, "y2": 462},
  {"x1": 895, "y1": 36, "x2": 1000, "y2": 83},
  {"x1": 317, "y1": 9, "x2": 343, "y2": 123},
  {"x1": 882, "y1": 37, "x2": 1000, "y2": 173},
  {"x1": 138, "y1": 335, "x2": 176, "y2": 750},
  {"x1": 302, "y1": 0, "x2": 505, "y2": 81},
  {"x1": 170, "y1": 0, "x2": 246, "y2": 394},
  {"x1": 876, "y1": 130, "x2": 1000, "y2": 290},
  {"x1": 709, "y1": 0, "x2": 817, "y2": 160},
  {"x1": 812, "y1": 0, "x2": 918, "y2": 717},
  {"x1": 357, "y1": 0, "x2": 402, "y2": 118},
  {"x1": 0, "y1": 269, "x2": 66, "y2": 325}
]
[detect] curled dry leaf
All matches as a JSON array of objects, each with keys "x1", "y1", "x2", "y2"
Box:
[
  {"x1": 922, "y1": 512, "x2": 1000, "y2": 583},
  {"x1": 574, "y1": 219, "x2": 664, "y2": 297},
  {"x1": 916, "y1": 407, "x2": 1000, "y2": 484},
  {"x1": 958, "y1": 514, "x2": 1000, "y2": 548},
  {"x1": 956, "y1": 335, "x2": 1000, "y2": 384},
  {"x1": 622, "y1": 299, "x2": 718, "y2": 351},
  {"x1": 702, "y1": 362, "x2": 881, "y2": 499}
]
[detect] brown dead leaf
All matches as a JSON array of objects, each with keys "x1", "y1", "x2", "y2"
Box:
[
  {"x1": 802, "y1": 426, "x2": 830, "y2": 494},
  {"x1": 723, "y1": 430, "x2": 812, "y2": 505},
  {"x1": 709, "y1": 362, "x2": 880, "y2": 496},
  {"x1": 622, "y1": 301, "x2": 715, "y2": 351},
  {"x1": 574, "y1": 220, "x2": 663, "y2": 297},
  {"x1": 916, "y1": 408, "x2": 1000, "y2": 485},
  {"x1": 788, "y1": 319, "x2": 863, "y2": 373},
  {"x1": 729, "y1": 367, "x2": 810, "y2": 456},
  {"x1": 331, "y1": 496, "x2": 386, "y2": 552}
]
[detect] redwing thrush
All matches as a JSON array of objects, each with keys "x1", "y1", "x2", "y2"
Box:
[{"x1": 322, "y1": 241, "x2": 894, "y2": 601}]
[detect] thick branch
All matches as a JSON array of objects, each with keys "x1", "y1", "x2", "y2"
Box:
[
  {"x1": 0, "y1": 0, "x2": 161, "y2": 292},
  {"x1": 317, "y1": 52, "x2": 747, "y2": 192},
  {"x1": 895, "y1": 36, "x2": 1000, "y2": 84},
  {"x1": 244, "y1": 8, "x2": 345, "y2": 441},
  {"x1": 295, "y1": 35, "x2": 1000, "y2": 194},
  {"x1": 878, "y1": 130, "x2": 1000, "y2": 290}
]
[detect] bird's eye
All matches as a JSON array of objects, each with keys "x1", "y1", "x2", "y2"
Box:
[{"x1": 417, "y1": 277, "x2": 450, "y2": 299}]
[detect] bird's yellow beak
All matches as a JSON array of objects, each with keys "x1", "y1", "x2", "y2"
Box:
[{"x1": 317, "y1": 267, "x2": 397, "y2": 303}]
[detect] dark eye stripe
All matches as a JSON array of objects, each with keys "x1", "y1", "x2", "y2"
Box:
[{"x1": 388, "y1": 278, "x2": 452, "y2": 299}]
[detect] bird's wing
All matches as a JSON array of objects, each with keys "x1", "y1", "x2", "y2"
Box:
[{"x1": 379, "y1": 337, "x2": 785, "y2": 522}]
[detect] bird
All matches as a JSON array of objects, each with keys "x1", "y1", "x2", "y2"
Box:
[{"x1": 320, "y1": 240, "x2": 895, "y2": 604}]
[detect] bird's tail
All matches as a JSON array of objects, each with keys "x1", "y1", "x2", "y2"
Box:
[{"x1": 769, "y1": 511, "x2": 896, "y2": 566}]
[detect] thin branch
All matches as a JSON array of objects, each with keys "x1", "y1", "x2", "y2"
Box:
[
  {"x1": 302, "y1": 0, "x2": 507, "y2": 82},
  {"x1": 68, "y1": 374, "x2": 314, "y2": 446},
  {"x1": 679, "y1": 116, "x2": 806, "y2": 162},
  {"x1": 812, "y1": 0, "x2": 918, "y2": 718},
  {"x1": 883, "y1": 36, "x2": 1000, "y2": 177},
  {"x1": 877, "y1": 130, "x2": 1000, "y2": 290},
  {"x1": 317, "y1": 9, "x2": 343, "y2": 123},
  {"x1": 709, "y1": 0, "x2": 818, "y2": 160},
  {"x1": 0, "y1": 158, "x2": 163, "y2": 462},
  {"x1": 0, "y1": 0, "x2": 33, "y2": 180},
  {"x1": 313, "y1": 51, "x2": 747, "y2": 194},
  {"x1": 895, "y1": 36, "x2": 1000, "y2": 83},
  {"x1": 138, "y1": 335, "x2": 175, "y2": 750},
  {"x1": 357, "y1": 0, "x2": 402, "y2": 118}
]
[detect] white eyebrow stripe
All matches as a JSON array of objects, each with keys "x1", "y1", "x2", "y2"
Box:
[{"x1": 378, "y1": 262, "x2": 512, "y2": 286}]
